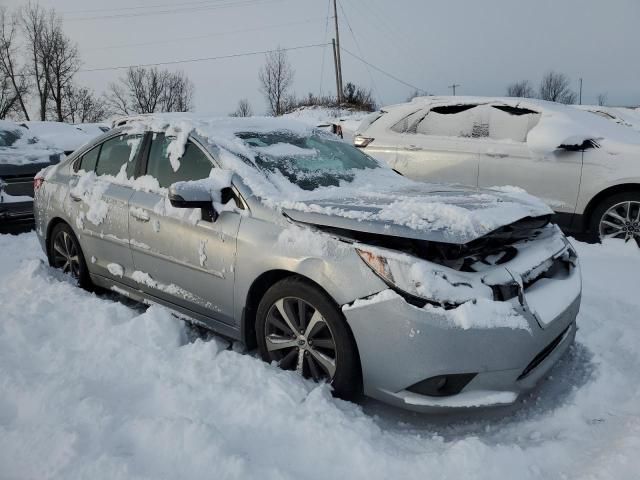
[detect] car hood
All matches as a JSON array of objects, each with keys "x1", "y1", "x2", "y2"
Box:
[{"x1": 282, "y1": 183, "x2": 552, "y2": 245}]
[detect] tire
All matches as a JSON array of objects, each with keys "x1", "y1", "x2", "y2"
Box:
[
  {"x1": 589, "y1": 192, "x2": 640, "y2": 247},
  {"x1": 256, "y1": 277, "x2": 362, "y2": 400},
  {"x1": 48, "y1": 222, "x2": 92, "y2": 289}
]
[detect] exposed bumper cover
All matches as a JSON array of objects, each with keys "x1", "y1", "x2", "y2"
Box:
[{"x1": 343, "y1": 272, "x2": 580, "y2": 412}]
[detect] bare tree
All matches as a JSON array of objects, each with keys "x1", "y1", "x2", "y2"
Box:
[
  {"x1": 506, "y1": 80, "x2": 534, "y2": 98},
  {"x1": 0, "y1": 6, "x2": 30, "y2": 119},
  {"x1": 159, "y1": 70, "x2": 193, "y2": 112},
  {"x1": 106, "y1": 66, "x2": 195, "y2": 115},
  {"x1": 597, "y1": 93, "x2": 608, "y2": 107},
  {"x1": 258, "y1": 47, "x2": 294, "y2": 116},
  {"x1": 539, "y1": 71, "x2": 577, "y2": 104},
  {"x1": 21, "y1": 1, "x2": 53, "y2": 120},
  {"x1": 230, "y1": 98, "x2": 252, "y2": 117},
  {"x1": 62, "y1": 84, "x2": 107, "y2": 123},
  {"x1": 42, "y1": 13, "x2": 80, "y2": 121}
]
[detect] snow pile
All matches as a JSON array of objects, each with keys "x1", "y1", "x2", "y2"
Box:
[
  {"x1": 1, "y1": 233, "x2": 640, "y2": 479},
  {"x1": 70, "y1": 171, "x2": 110, "y2": 226},
  {"x1": 283, "y1": 105, "x2": 369, "y2": 139}
]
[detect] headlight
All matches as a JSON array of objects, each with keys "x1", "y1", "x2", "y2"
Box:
[
  {"x1": 356, "y1": 248, "x2": 492, "y2": 307},
  {"x1": 353, "y1": 135, "x2": 374, "y2": 148}
]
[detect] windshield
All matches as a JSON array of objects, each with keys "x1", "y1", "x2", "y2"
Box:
[
  {"x1": 236, "y1": 131, "x2": 381, "y2": 190},
  {"x1": 0, "y1": 128, "x2": 22, "y2": 147}
]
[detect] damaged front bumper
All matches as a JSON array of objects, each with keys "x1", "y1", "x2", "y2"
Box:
[{"x1": 343, "y1": 226, "x2": 581, "y2": 411}]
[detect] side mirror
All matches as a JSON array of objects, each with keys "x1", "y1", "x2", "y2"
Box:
[{"x1": 169, "y1": 182, "x2": 218, "y2": 221}]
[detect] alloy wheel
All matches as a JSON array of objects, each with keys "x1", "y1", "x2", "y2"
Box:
[
  {"x1": 264, "y1": 297, "x2": 337, "y2": 381},
  {"x1": 52, "y1": 230, "x2": 81, "y2": 279},
  {"x1": 599, "y1": 201, "x2": 640, "y2": 246}
]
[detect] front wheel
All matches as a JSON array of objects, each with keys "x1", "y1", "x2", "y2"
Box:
[
  {"x1": 256, "y1": 277, "x2": 361, "y2": 400},
  {"x1": 590, "y1": 192, "x2": 640, "y2": 247},
  {"x1": 48, "y1": 222, "x2": 92, "y2": 288}
]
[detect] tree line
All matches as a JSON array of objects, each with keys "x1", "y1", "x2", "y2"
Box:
[
  {"x1": 0, "y1": 2, "x2": 194, "y2": 122},
  {"x1": 506, "y1": 71, "x2": 608, "y2": 106}
]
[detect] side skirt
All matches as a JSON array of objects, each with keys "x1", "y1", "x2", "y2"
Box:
[{"x1": 90, "y1": 273, "x2": 242, "y2": 341}]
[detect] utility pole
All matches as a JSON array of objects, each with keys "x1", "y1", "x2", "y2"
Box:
[
  {"x1": 333, "y1": 0, "x2": 344, "y2": 103},
  {"x1": 578, "y1": 78, "x2": 583, "y2": 105},
  {"x1": 332, "y1": 39, "x2": 341, "y2": 104},
  {"x1": 448, "y1": 83, "x2": 460, "y2": 96}
]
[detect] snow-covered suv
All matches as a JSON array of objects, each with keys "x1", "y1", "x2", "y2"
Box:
[{"x1": 355, "y1": 96, "x2": 640, "y2": 247}]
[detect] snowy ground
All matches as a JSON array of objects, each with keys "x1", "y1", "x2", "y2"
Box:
[{"x1": 1, "y1": 232, "x2": 639, "y2": 480}]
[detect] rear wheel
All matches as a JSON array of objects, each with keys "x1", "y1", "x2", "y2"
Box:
[
  {"x1": 256, "y1": 277, "x2": 361, "y2": 400},
  {"x1": 48, "y1": 222, "x2": 92, "y2": 288},
  {"x1": 590, "y1": 192, "x2": 640, "y2": 247}
]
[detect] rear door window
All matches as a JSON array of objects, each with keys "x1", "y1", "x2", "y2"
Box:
[
  {"x1": 415, "y1": 104, "x2": 490, "y2": 138},
  {"x1": 79, "y1": 145, "x2": 100, "y2": 172},
  {"x1": 94, "y1": 134, "x2": 143, "y2": 178},
  {"x1": 145, "y1": 133, "x2": 213, "y2": 188},
  {"x1": 488, "y1": 105, "x2": 541, "y2": 142}
]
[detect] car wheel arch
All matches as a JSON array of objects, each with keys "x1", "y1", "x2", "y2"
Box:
[
  {"x1": 45, "y1": 217, "x2": 71, "y2": 254},
  {"x1": 240, "y1": 270, "x2": 360, "y2": 358},
  {"x1": 583, "y1": 183, "x2": 640, "y2": 232}
]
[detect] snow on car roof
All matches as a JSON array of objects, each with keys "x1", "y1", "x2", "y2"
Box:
[
  {"x1": 119, "y1": 114, "x2": 551, "y2": 242},
  {"x1": 0, "y1": 119, "x2": 61, "y2": 167},
  {"x1": 391, "y1": 96, "x2": 640, "y2": 154}
]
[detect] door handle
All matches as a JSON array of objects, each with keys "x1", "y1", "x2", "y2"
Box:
[
  {"x1": 130, "y1": 207, "x2": 150, "y2": 222},
  {"x1": 486, "y1": 152, "x2": 508, "y2": 158},
  {"x1": 405, "y1": 145, "x2": 422, "y2": 151},
  {"x1": 69, "y1": 193, "x2": 82, "y2": 202}
]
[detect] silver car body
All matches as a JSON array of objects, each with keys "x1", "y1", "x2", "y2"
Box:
[
  {"x1": 34, "y1": 115, "x2": 581, "y2": 411},
  {"x1": 356, "y1": 96, "x2": 640, "y2": 233}
]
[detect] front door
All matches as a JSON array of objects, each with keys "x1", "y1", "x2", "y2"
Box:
[{"x1": 128, "y1": 133, "x2": 241, "y2": 324}]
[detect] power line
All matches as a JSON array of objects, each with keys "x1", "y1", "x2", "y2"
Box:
[
  {"x1": 61, "y1": 0, "x2": 229, "y2": 15},
  {"x1": 318, "y1": 0, "x2": 332, "y2": 95},
  {"x1": 337, "y1": 0, "x2": 379, "y2": 102},
  {"x1": 339, "y1": 47, "x2": 425, "y2": 94},
  {"x1": 64, "y1": 0, "x2": 285, "y2": 22},
  {"x1": 84, "y1": 17, "x2": 326, "y2": 51},
  {"x1": 77, "y1": 43, "x2": 329, "y2": 73}
]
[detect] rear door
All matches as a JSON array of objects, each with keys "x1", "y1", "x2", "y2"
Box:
[
  {"x1": 128, "y1": 133, "x2": 241, "y2": 324},
  {"x1": 477, "y1": 105, "x2": 582, "y2": 214},
  {"x1": 68, "y1": 133, "x2": 144, "y2": 284},
  {"x1": 389, "y1": 105, "x2": 481, "y2": 187}
]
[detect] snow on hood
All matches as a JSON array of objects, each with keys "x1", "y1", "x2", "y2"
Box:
[
  {"x1": 121, "y1": 114, "x2": 551, "y2": 243},
  {"x1": 408, "y1": 96, "x2": 640, "y2": 155}
]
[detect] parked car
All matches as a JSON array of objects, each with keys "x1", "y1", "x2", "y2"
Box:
[
  {"x1": 355, "y1": 96, "x2": 640, "y2": 247},
  {"x1": 0, "y1": 120, "x2": 62, "y2": 224},
  {"x1": 34, "y1": 115, "x2": 581, "y2": 411},
  {"x1": 20, "y1": 121, "x2": 97, "y2": 155}
]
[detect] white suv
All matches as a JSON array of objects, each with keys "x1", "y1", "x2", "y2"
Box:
[{"x1": 355, "y1": 96, "x2": 640, "y2": 246}]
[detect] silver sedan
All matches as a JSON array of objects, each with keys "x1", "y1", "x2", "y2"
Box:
[{"x1": 33, "y1": 116, "x2": 581, "y2": 411}]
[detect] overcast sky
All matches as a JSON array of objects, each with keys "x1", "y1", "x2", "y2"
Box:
[{"x1": 5, "y1": 0, "x2": 640, "y2": 116}]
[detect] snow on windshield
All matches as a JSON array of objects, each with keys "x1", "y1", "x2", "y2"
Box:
[{"x1": 122, "y1": 114, "x2": 551, "y2": 239}]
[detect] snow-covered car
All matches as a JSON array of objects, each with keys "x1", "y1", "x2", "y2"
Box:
[
  {"x1": 20, "y1": 121, "x2": 97, "y2": 155},
  {"x1": 0, "y1": 120, "x2": 62, "y2": 223},
  {"x1": 355, "y1": 96, "x2": 640, "y2": 247},
  {"x1": 33, "y1": 115, "x2": 581, "y2": 411}
]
